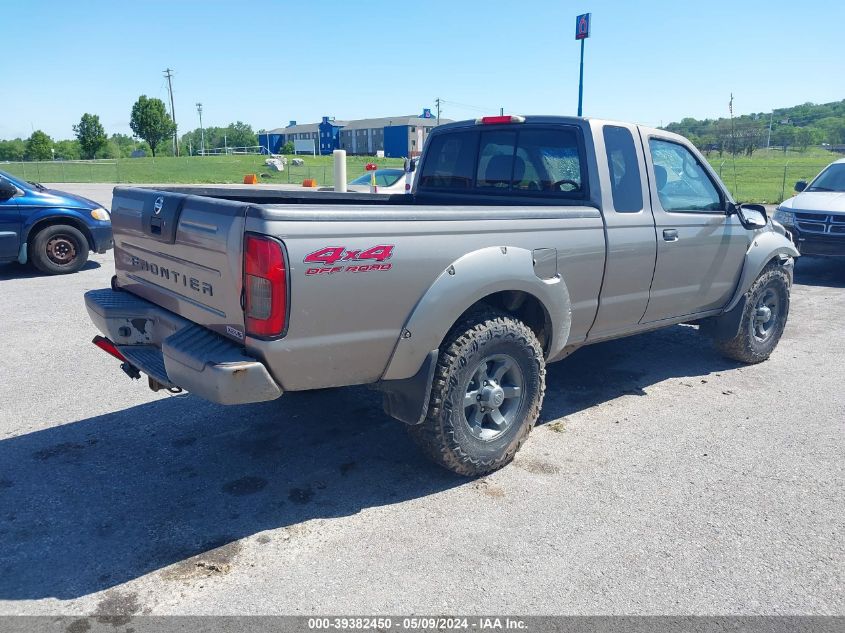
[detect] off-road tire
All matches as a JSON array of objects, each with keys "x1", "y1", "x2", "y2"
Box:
[
  {"x1": 30, "y1": 224, "x2": 89, "y2": 275},
  {"x1": 714, "y1": 264, "x2": 790, "y2": 364},
  {"x1": 408, "y1": 308, "x2": 546, "y2": 476}
]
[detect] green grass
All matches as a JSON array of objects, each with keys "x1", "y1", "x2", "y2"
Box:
[
  {"x1": 0, "y1": 154, "x2": 404, "y2": 187},
  {"x1": 705, "y1": 147, "x2": 841, "y2": 203},
  {"x1": 3, "y1": 147, "x2": 842, "y2": 203}
]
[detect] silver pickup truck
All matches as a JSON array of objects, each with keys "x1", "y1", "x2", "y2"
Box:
[{"x1": 85, "y1": 116, "x2": 798, "y2": 476}]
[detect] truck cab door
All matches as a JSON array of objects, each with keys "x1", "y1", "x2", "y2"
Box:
[
  {"x1": 587, "y1": 122, "x2": 658, "y2": 339},
  {"x1": 0, "y1": 176, "x2": 21, "y2": 260},
  {"x1": 639, "y1": 134, "x2": 747, "y2": 322}
]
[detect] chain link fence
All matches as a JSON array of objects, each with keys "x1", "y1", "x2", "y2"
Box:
[
  {"x1": 1, "y1": 156, "x2": 837, "y2": 203},
  {"x1": 712, "y1": 161, "x2": 831, "y2": 204},
  {"x1": 0, "y1": 156, "x2": 401, "y2": 189}
]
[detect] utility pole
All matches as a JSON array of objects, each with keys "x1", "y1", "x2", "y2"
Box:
[
  {"x1": 163, "y1": 68, "x2": 179, "y2": 156},
  {"x1": 435, "y1": 98, "x2": 441, "y2": 125},
  {"x1": 196, "y1": 102, "x2": 205, "y2": 156},
  {"x1": 729, "y1": 93, "x2": 735, "y2": 155},
  {"x1": 766, "y1": 111, "x2": 774, "y2": 151}
]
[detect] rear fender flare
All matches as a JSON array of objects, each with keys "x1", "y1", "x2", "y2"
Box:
[{"x1": 381, "y1": 246, "x2": 571, "y2": 381}]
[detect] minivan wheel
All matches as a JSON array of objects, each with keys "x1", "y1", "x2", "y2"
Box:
[
  {"x1": 714, "y1": 264, "x2": 790, "y2": 364},
  {"x1": 30, "y1": 224, "x2": 89, "y2": 275},
  {"x1": 408, "y1": 308, "x2": 545, "y2": 476}
]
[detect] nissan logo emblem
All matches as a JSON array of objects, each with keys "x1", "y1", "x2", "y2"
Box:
[{"x1": 153, "y1": 196, "x2": 164, "y2": 215}]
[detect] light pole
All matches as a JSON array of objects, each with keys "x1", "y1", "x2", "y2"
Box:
[{"x1": 196, "y1": 102, "x2": 205, "y2": 156}]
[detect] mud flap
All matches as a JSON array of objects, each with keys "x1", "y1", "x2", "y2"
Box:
[
  {"x1": 376, "y1": 350, "x2": 438, "y2": 425},
  {"x1": 699, "y1": 296, "x2": 747, "y2": 341}
]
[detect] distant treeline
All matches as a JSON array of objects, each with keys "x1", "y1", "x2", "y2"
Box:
[
  {"x1": 0, "y1": 121, "x2": 259, "y2": 161},
  {"x1": 663, "y1": 99, "x2": 845, "y2": 156}
]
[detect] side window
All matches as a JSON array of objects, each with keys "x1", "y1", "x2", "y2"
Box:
[
  {"x1": 603, "y1": 125, "x2": 643, "y2": 212},
  {"x1": 417, "y1": 132, "x2": 477, "y2": 190},
  {"x1": 649, "y1": 139, "x2": 722, "y2": 212},
  {"x1": 476, "y1": 131, "x2": 516, "y2": 189}
]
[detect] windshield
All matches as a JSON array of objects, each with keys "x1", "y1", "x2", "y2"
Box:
[
  {"x1": 349, "y1": 169, "x2": 404, "y2": 187},
  {"x1": 806, "y1": 163, "x2": 845, "y2": 192}
]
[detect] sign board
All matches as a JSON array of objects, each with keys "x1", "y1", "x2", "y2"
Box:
[
  {"x1": 293, "y1": 139, "x2": 316, "y2": 155},
  {"x1": 575, "y1": 13, "x2": 591, "y2": 40},
  {"x1": 420, "y1": 108, "x2": 433, "y2": 119}
]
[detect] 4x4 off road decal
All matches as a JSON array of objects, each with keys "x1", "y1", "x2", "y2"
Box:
[{"x1": 304, "y1": 244, "x2": 394, "y2": 276}]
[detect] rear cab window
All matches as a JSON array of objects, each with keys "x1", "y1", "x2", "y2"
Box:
[{"x1": 418, "y1": 123, "x2": 587, "y2": 201}]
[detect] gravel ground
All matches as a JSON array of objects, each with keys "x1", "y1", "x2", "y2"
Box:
[{"x1": 0, "y1": 185, "x2": 842, "y2": 617}]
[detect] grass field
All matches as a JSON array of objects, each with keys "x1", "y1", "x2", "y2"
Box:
[
  {"x1": 0, "y1": 154, "x2": 404, "y2": 188},
  {"x1": 705, "y1": 148, "x2": 839, "y2": 203},
  {"x1": 2, "y1": 148, "x2": 841, "y2": 203}
]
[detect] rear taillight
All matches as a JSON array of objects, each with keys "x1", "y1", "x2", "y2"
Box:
[{"x1": 244, "y1": 234, "x2": 287, "y2": 338}]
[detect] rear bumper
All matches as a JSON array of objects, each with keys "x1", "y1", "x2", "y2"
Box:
[
  {"x1": 789, "y1": 228, "x2": 845, "y2": 257},
  {"x1": 84, "y1": 288, "x2": 282, "y2": 405}
]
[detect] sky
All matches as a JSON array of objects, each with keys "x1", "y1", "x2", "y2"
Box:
[{"x1": 1, "y1": 0, "x2": 841, "y2": 140}]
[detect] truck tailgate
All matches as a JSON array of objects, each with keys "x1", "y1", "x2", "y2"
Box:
[{"x1": 111, "y1": 187, "x2": 248, "y2": 342}]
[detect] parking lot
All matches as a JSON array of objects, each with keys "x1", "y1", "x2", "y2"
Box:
[{"x1": 0, "y1": 184, "x2": 842, "y2": 616}]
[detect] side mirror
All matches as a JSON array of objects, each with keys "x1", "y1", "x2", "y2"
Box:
[
  {"x1": 0, "y1": 179, "x2": 17, "y2": 200},
  {"x1": 733, "y1": 203, "x2": 768, "y2": 230},
  {"x1": 794, "y1": 180, "x2": 807, "y2": 192}
]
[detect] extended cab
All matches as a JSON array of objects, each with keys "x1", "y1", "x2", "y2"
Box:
[
  {"x1": 85, "y1": 116, "x2": 798, "y2": 475},
  {"x1": 0, "y1": 170, "x2": 112, "y2": 274}
]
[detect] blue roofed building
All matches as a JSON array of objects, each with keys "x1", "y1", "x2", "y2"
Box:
[{"x1": 259, "y1": 109, "x2": 450, "y2": 157}]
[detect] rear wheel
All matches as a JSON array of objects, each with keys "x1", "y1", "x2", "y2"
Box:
[
  {"x1": 714, "y1": 264, "x2": 790, "y2": 364},
  {"x1": 30, "y1": 224, "x2": 89, "y2": 275},
  {"x1": 408, "y1": 308, "x2": 545, "y2": 476}
]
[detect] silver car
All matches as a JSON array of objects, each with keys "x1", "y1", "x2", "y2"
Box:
[
  {"x1": 774, "y1": 158, "x2": 845, "y2": 257},
  {"x1": 346, "y1": 168, "x2": 408, "y2": 193}
]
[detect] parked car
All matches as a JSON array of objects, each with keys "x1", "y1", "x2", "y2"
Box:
[
  {"x1": 773, "y1": 158, "x2": 845, "y2": 257},
  {"x1": 85, "y1": 115, "x2": 796, "y2": 476},
  {"x1": 0, "y1": 170, "x2": 112, "y2": 274},
  {"x1": 346, "y1": 168, "x2": 408, "y2": 193}
]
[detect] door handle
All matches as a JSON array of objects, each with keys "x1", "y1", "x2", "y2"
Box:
[{"x1": 663, "y1": 229, "x2": 679, "y2": 242}]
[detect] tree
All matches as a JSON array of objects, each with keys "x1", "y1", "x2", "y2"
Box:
[
  {"x1": 281, "y1": 141, "x2": 294, "y2": 154},
  {"x1": 54, "y1": 139, "x2": 81, "y2": 160},
  {"x1": 129, "y1": 95, "x2": 175, "y2": 157},
  {"x1": 224, "y1": 121, "x2": 257, "y2": 149},
  {"x1": 773, "y1": 126, "x2": 796, "y2": 153},
  {"x1": 108, "y1": 133, "x2": 150, "y2": 158},
  {"x1": 0, "y1": 138, "x2": 26, "y2": 161},
  {"x1": 73, "y1": 113, "x2": 107, "y2": 159},
  {"x1": 795, "y1": 127, "x2": 822, "y2": 151},
  {"x1": 817, "y1": 117, "x2": 845, "y2": 145},
  {"x1": 25, "y1": 130, "x2": 53, "y2": 160}
]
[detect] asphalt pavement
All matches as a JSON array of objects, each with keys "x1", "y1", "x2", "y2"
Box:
[{"x1": 0, "y1": 184, "x2": 842, "y2": 617}]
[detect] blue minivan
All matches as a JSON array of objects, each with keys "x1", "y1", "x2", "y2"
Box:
[{"x1": 0, "y1": 169, "x2": 112, "y2": 274}]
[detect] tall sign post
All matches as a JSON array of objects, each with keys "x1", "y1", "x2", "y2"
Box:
[{"x1": 575, "y1": 13, "x2": 591, "y2": 117}]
